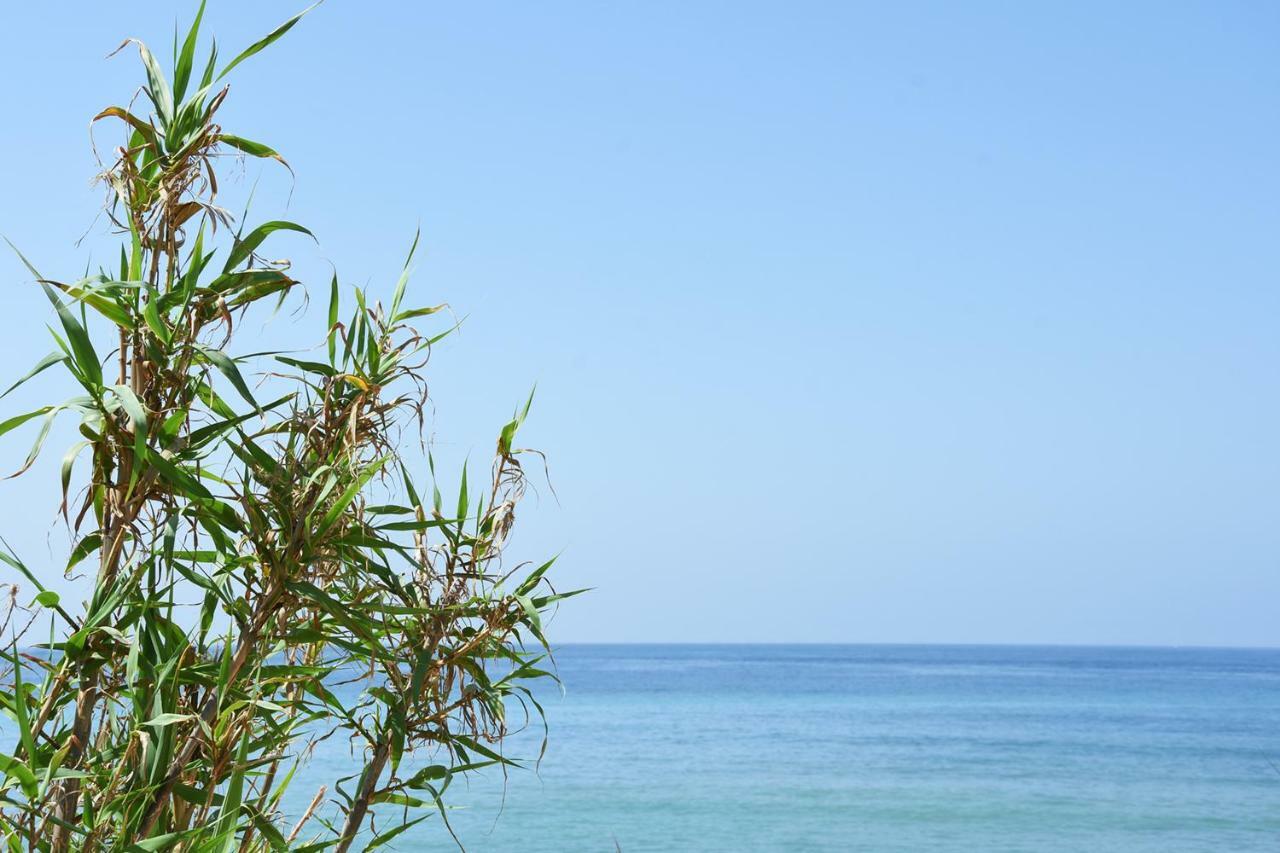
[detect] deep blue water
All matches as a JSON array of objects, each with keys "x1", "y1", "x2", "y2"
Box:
[{"x1": 291, "y1": 644, "x2": 1280, "y2": 851}]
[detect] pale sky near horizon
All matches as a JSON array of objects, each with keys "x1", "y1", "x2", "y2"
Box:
[{"x1": 0, "y1": 1, "x2": 1276, "y2": 646}]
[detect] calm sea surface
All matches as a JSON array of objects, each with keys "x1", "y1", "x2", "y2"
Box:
[{"x1": 287, "y1": 644, "x2": 1280, "y2": 851}]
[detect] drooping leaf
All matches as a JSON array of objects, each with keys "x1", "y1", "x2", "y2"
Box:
[
  {"x1": 222, "y1": 220, "x2": 314, "y2": 273},
  {"x1": 218, "y1": 134, "x2": 289, "y2": 171},
  {"x1": 195, "y1": 345, "x2": 259, "y2": 412}
]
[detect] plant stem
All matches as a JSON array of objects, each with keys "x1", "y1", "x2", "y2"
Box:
[{"x1": 334, "y1": 738, "x2": 391, "y2": 853}]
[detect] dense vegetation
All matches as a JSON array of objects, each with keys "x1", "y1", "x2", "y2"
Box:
[{"x1": 0, "y1": 5, "x2": 572, "y2": 850}]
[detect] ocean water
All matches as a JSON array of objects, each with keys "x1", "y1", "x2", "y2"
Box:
[{"x1": 291, "y1": 644, "x2": 1280, "y2": 851}]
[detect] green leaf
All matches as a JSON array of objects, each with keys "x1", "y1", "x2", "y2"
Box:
[
  {"x1": 58, "y1": 277, "x2": 136, "y2": 329},
  {"x1": 108, "y1": 384, "x2": 149, "y2": 435},
  {"x1": 392, "y1": 303, "x2": 446, "y2": 323},
  {"x1": 456, "y1": 461, "x2": 469, "y2": 522},
  {"x1": 59, "y1": 440, "x2": 90, "y2": 519},
  {"x1": 248, "y1": 807, "x2": 290, "y2": 851},
  {"x1": 142, "y1": 448, "x2": 213, "y2": 500},
  {"x1": 37, "y1": 280, "x2": 102, "y2": 388},
  {"x1": 0, "y1": 407, "x2": 54, "y2": 441},
  {"x1": 223, "y1": 220, "x2": 314, "y2": 273},
  {"x1": 389, "y1": 228, "x2": 420, "y2": 321},
  {"x1": 2, "y1": 235, "x2": 44, "y2": 280},
  {"x1": 9, "y1": 646, "x2": 37, "y2": 770},
  {"x1": 130, "y1": 38, "x2": 175, "y2": 126},
  {"x1": 452, "y1": 734, "x2": 521, "y2": 768},
  {"x1": 405, "y1": 764, "x2": 449, "y2": 787},
  {"x1": 0, "y1": 752, "x2": 37, "y2": 799},
  {"x1": 531, "y1": 587, "x2": 589, "y2": 609},
  {"x1": 218, "y1": 134, "x2": 289, "y2": 171},
  {"x1": 327, "y1": 272, "x2": 339, "y2": 362},
  {"x1": 66, "y1": 533, "x2": 103, "y2": 574},
  {"x1": 141, "y1": 296, "x2": 171, "y2": 345},
  {"x1": 515, "y1": 592, "x2": 543, "y2": 634},
  {"x1": 516, "y1": 556, "x2": 558, "y2": 596},
  {"x1": 500, "y1": 385, "x2": 537, "y2": 454},
  {"x1": 173, "y1": 0, "x2": 206, "y2": 102},
  {"x1": 0, "y1": 539, "x2": 73, "y2": 627},
  {"x1": 199, "y1": 37, "x2": 219, "y2": 89},
  {"x1": 365, "y1": 815, "x2": 429, "y2": 850},
  {"x1": 217, "y1": 2, "x2": 320, "y2": 81},
  {"x1": 128, "y1": 830, "x2": 195, "y2": 852},
  {"x1": 195, "y1": 346, "x2": 259, "y2": 412},
  {"x1": 275, "y1": 355, "x2": 336, "y2": 377},
  {"x1": 314, "y1": 456, "x2": 389, "y2": 538},
  {"x1": 8, "y1": 405, "x2": 62, "y2": 478},
  {"x1": 374, "y1": 518, "x2": 453, "y2": 532},
  {"x1": 1, "y1": 352, "x2": 67, "y2": 399},
  {"x1": 92, "y1": 107, "x2": 162, "y2": 163},
  {"x1": 498, "y1": 419, "x2": 518, "y2": 456}
]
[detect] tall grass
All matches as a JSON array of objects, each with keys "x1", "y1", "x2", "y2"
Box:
[{"x1": 0, "y1": 4, "x2": 574, "y2": 850}]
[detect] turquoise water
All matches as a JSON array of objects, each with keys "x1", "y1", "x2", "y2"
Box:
[{"x1": 292, "y1": 644, "x2": 1280, "y2": 851}]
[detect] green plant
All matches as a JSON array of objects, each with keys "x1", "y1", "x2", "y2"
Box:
[{"x1": 0, "y1": 4, "x2": 574, "y2": 850}]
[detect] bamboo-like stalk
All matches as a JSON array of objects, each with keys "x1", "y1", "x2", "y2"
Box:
[{"x1": 334, "y1": 739, "x2": 392, "y2": 853}]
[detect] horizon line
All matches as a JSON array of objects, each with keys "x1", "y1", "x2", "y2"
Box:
[{"x1": 548, "y1": 640, "x2": 1280, "y2": 651}]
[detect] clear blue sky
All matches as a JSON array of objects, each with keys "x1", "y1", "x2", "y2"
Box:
[{"x1": 0, "y1": 1, "x2": 1276, "y2": 645}]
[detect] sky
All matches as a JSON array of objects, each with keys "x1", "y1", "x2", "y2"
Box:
[{"x1": 0, "y1": 1, "x2": 1276, "y2": 646}]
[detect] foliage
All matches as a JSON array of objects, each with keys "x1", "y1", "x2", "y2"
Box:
[{"x1": 0, "y1": 4, "x2": 574, "y2": 850}]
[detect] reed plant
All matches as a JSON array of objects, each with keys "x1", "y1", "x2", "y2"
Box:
[{"x1": 0, "y1": 4, "x2": 574, "y2": 850}]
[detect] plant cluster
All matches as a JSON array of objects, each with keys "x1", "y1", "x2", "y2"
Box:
[{"x1": 0, "y1": 5, "x2": 572, "y2": 850}]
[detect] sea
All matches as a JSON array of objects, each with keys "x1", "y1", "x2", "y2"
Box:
[{"x1": 287, "y1": 644, "x2": 1280, "y2": 851}]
